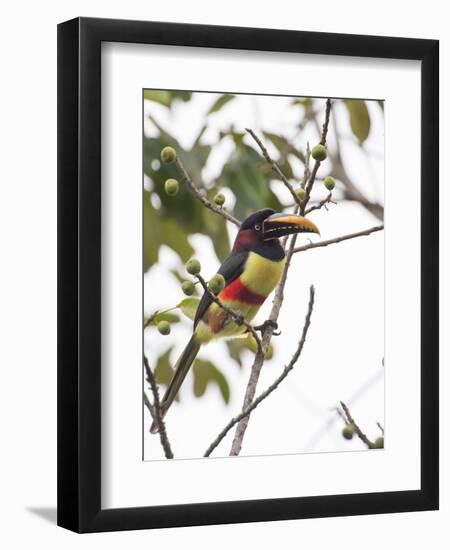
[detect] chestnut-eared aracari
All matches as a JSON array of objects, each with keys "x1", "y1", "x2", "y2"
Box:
[{"x1": 150, "y1": 208, "x2": 319, "y2": 433}]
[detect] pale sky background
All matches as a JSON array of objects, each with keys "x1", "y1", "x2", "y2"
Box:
[{"x1": 143, "y1": 92, "x2": 384, "y2": 460}]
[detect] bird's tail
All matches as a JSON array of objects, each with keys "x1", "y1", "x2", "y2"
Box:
[{"x1": 150, "y1": 334, "x2": 201, "y2": 434}]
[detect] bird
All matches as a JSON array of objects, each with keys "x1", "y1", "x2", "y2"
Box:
[{"x1": 150, "y1": 208, "x2": 319, "y2": 433}]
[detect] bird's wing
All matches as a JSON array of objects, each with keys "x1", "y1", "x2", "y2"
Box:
[{"x1": 194, "y1": 250, "x2": 249, "y2": 328}]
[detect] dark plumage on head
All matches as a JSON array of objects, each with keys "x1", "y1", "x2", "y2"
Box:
[
  {"x1": 232, "y1": 208, "x2": 320, "y2": 260},
  {"x1": 239, "y1": 208, "x2": 276, "y2": 230}
]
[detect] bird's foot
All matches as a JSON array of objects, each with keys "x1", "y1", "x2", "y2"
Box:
[
  {"x1": 234, "y1": 313, "x2": 245, "y2": 326},
  {"x1": 254, "y1": 319, "x2": 281, "y2": 336}
]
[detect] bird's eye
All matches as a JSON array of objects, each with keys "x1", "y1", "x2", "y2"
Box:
[{"x1": 255, "y1": 224, "x2": 261, "y2": 231}]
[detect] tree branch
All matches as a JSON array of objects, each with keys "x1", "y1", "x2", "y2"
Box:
[
  {"x1": 304, "y1": 191, "x2": 335, "y2": 214},
  {"x1": 312, "y1": 103, "x2": 383, "y2": 221},
  {"x1": 144, "y1": 355, "x2": 174, "y2": 459},
  {"x1": 229, "y1": 231, "x2": 297, "y2": 455},
  {"x1": 229, "y1": 99, "x2": 332, "y2": 456},
  {"x1": 143, "y1": 310, "x2": 158, "y2": 329},
  {"x1": 175, "y1": 156, "x2": 241, "y2": 227},
  {"x1": 293, "y1": 224, "x2": 384, "y2": 254},
  {"x1": 245, "y1": 127, "x2": 302, "y2": 208},
  {"x1": 340, "y1": 400, "x2": 374, "y2": 449},
  {"x1": 195, "y1": 274, "x2": 263, "y2": 354},
  {"x1": 205, "y1": 285, "x2": 315, "y2": 457},
  {"x1": 300, "y1": 98, "x2": 332, "y2": 214}
]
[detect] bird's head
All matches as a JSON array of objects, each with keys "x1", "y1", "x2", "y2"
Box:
[{"x1": 233, "y1": 208, "x2": 320, "y2": 256}]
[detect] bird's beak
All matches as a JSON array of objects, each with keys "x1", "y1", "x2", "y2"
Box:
[{"x1": 263, "y1": 212, "x2": 320, "y2": 240}]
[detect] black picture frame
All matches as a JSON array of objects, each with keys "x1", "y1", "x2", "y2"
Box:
[{"x1": 57, "y1": 17, "x2": 439, "y2": 533}]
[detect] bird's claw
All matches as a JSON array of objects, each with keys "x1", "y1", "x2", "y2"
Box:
[
  {"x1": 254, "y1": 320, "x2": 281, "y2": 336},
  {"x1": 235, "y1": 313, "x2": 245, "y2": 325}
]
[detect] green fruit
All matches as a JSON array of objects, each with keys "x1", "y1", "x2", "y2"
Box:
[
  {"x1": 311, "y1": 144, "x2": 327, "y2": 162},
  {"x1": 164, "y1": 178, "x2": 179, "y2": 196},
  {"x1": 181, "y1": 280, "x2": 195, "y2": 296},
  {"x1": 324, "y1": 176, "x2": 336, "y2": 191},
  {"x1": 373, "y1": 436, "x2": 384, "y2": 449},
  {"x1": 186, "y1": 258, "x2": 201, "y2": 275},
  {"x1": 296, "y1": 188, "x2": 306, "y2": 200},
  {"x1": 160, "y1": 146, "x2": 177, "y2": 164},
  {"x1": 214, "y1": 192, "x2": 225, "y2": 206},
  {"x1": 157, "y1": 320, "x2": 171, "y2": 335},
  {"x1": 342, "y1": 424, "x2": 355, "y2": 440},
  {"x1": 208, "y1": 274, "x2": 226, "y2": 294}
]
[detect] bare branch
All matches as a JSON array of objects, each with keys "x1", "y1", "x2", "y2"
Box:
[
  {"x1": 144, "y1": 311, "x2": 158, "y2": 329},
  {"x1": 229, "y1": 99, "x2": 332, "y2": 456},
  {"x1": 313, "y1": 104, "x2": 383, "y2": 221},
  {"x1": 303, "y1": 368, "x2": 383, "y2": 451},
  {"x1": 143, "y1": 392, "x2": 155, "y2": 417},
  {"x1": 144, "y1": 355, "x2": 174, "y2": 459},
  {"x1": 302, "y1": 142, "x2": 311, "y2": 187},
  {"x1": 195, "y1": 274, "x2": 263, "y2": 354},
  {"x1": 340, "y1": 400, "x2": 374, "y2": 449},
  {"x1": 175, "y1": 156, "x2": 240, "y2": 227},
  {"x1": 205, "y1": 286, "x2": 315, "y2": 457},
  {"x1": 304, "y1": 191, "x2": 335, "y2": 215},
  {"x1": 293, "y1": 224, "x2": 384, "y2": 254},
  {"x1": 300, "y1": 98, "x2": 332, "y2": 214},
  {"x1": 229, "y1": 231, "x2": 298, "y2": 455},
  {"x1": 245, "y1": 127, "x2": 302, "y2": 208}
]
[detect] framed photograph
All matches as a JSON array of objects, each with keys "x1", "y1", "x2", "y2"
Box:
[{"x1": 57, "y1": 17, "x2": 439, "y2": 532}]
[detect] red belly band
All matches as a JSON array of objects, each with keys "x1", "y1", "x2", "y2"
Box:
[{"x1": 219, "y1": 278, "x2": 266, "y2": 305}]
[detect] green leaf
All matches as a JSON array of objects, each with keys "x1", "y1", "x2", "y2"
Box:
[
  {"x1": 259, "y1": 133, "x2": 296, "y2": 179},
  {"x1": 143, "y1": 122, "x2": 212, "y2": 236},
  {"x1": 143, "y1": 190, "x2": 161, "y2": 270},
  {"x1": 225, "y1": 338, "x2": 247, "y2": 367},
  {"x1": 345, "y1": 100, "x2": 371, "y2": 143},
  {"x1": 143, "y1": 90, "x2": 172, "y2": 106},
  {"x1": 263, "y1": 132, "x2": 304, "y2": 162},
  {"x1": 193, "y1": 359, "x2": 230, "y2": 403},
  {"x1": 291, "y1": 97, "x2": 313, "y2": 108},
  {"x1": 177, "y1": 297, "x2": 200, "y2": 320},
  {"x1": 154, "y1": 348, "x2": 180, "y2": 401},
  {"x1": 171, "y1": 269, "x2": 199, "y2": 294},
  {"x1": 143, "y1": 189, "x2": 194, "y2": 269},
  {"x1": 153, "y1": 311, "x2": 180, "y2": 324},
  {"x1": 203, "y1": 194, "x2": 231, "y2": 261},
  {"x1": 207, "y1": 94, "x2": 235, "y2": 115},
  {"x1": 160, "y1": 217, "x2": 195, "y2": 263},
  {"x1": 226, "y1": 333, "x2": 274, "y2": 366},
  {"x1": 144, "y1": 89, "x2": 192, "y2": 107},
  {"x1": 219, "y1": 143, "x2": 283, "y2": 220}
]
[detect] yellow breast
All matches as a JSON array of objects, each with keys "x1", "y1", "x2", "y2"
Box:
[{"x1": 240, "y1": 252, "x2": 286, "y2": 296}]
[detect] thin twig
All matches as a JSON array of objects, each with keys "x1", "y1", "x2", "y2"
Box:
[
  {"x1": 293, "y1": 224, "x2": 384, "y2": 254},
  {"x1": 229, "y1": 230, "x2": 299, "y2": 455},
  {"x1": 144, "y1": 311, "x2": 158, "y2": 329},
  {"x1": 144, "y1": 306, "x2": 179, "y2": 329},
  {"x1": 312, "y1": 105, "x2": 383, "y2": 221},
  {"x1": 377, "y1": 422, "x2": 385, "y2": 434},
  {"x1": 302, "y1": 142, "x2": 311, "y2": 188},
  {"x1": 245, "y1": 128, "x2": 302, "y2": 208},
  {"x1": 300, "y1": 98, "x2": 332, "y2": 214},
  {"x1": 229, "y1": 99, "x2": 332, "y2": 456},
  {"x1": 195, "y1": 274, "x2": 263, "y2": 354},
  {"x1": 175, "y1": 156, "x2": 240, "y2": 227},
  {"x1": 304, "y1": 368, "x2": 383, "y2": 451},
  {"x1": 143, "y1": 392, "x2": 154, "y2": 417},
  {"x1": 144, "y1": 355, "x2": 174, "y2": 459},
  {"x1": 304, "y1": 192, "x2": 336, "y2": 214},
  {"x1": 205, "y1": 286, "x2": 315, "y2": 457},
  {"x1": 340, "y1": 401, "x2": 374, "y2": 449}
]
